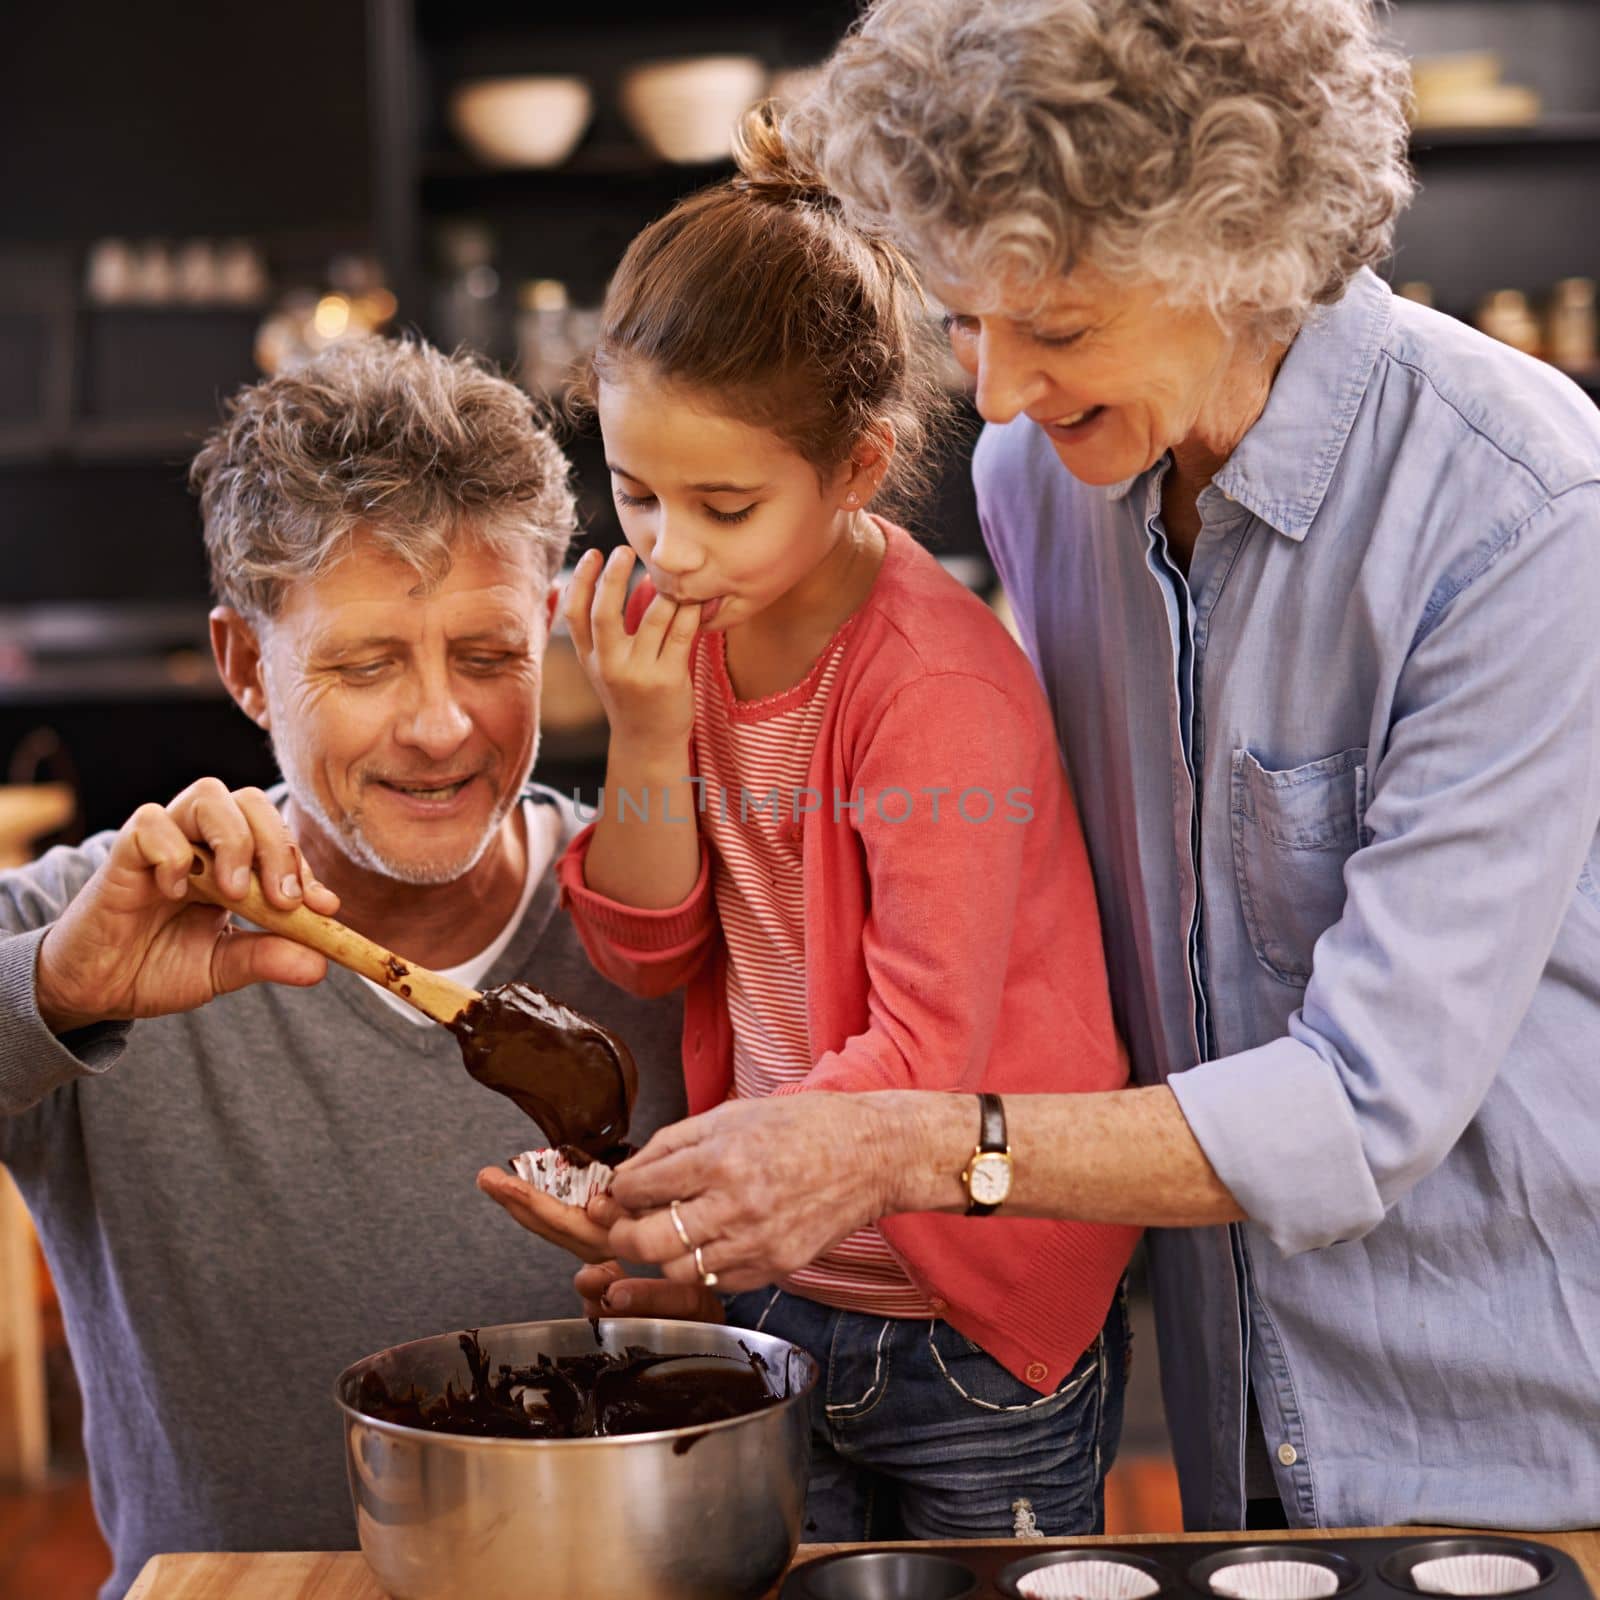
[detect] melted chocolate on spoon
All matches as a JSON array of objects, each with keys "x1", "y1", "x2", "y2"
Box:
[
  {"x1": 355, "y1": 1330, "x2": 779, "y2": 1440},
  {"x1": 448, "y1": 983, "x2": 638, "y2": 1163}
]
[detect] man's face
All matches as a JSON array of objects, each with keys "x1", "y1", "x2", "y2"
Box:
[{"x1": 255, "y1": 527, "x2": 552, "y2": 886}]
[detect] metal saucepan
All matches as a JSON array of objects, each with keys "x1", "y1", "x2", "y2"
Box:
[{"x1": 335, "y1": 1317, "x2": 818, "y2": 1600}]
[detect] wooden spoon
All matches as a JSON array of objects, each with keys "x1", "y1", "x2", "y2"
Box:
[
  {"x1": 185, "y1": 843, "x2": 637, "y2": 1159},
  {"x1": 186, "y1": 842, "x2": 475, "y2": 1023}
]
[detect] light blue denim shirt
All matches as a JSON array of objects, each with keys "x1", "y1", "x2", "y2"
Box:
[{"x1": 975, "y1": 268, "x2": 1600, "y2": 1531}]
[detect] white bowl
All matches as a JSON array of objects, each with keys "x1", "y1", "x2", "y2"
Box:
[
  {"x1": 449, "y1": 76, "x2": 593, "y2": 168},
  {"x1": 619, "y1": 54, "x2": 768, "y2": 164}
]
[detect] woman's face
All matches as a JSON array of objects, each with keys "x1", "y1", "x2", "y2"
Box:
[{"x1": 936, "y1": 266, "x2": 1247, "y2": 484}]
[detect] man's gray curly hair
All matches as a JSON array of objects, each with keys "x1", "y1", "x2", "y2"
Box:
[
  {"x1": 191, "y1": 337, "x2": 577, "y2": 621},
  {"x1": 787, "y1": 0, "x2": 1416, "y2": 338}
]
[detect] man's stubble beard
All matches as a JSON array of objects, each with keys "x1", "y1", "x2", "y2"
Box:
[{"x1": 268, "y1": 729, "x2": 537, "y2": 889}]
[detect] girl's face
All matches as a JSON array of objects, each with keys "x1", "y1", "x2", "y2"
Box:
[{"x1": 596, "y1": 370, "x2": 861, "y2": 634}]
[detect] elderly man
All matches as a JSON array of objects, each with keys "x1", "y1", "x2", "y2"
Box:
[{"x1": 0, "y1": 338, "x2": 683, "y2": 1600}]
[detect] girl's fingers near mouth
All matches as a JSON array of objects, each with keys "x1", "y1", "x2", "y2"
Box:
[
  {"x1": 660, "y1": 599, "x2": 701, "y2": 660},
  {"x1": 632, "y1": 591, "x2": 679, "y2": 653},
  {"x1": 589, "y1": 549, "x2": 633, "y2": 655}
]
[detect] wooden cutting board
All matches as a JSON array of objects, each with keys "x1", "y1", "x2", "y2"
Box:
[{"x1": 125, "y1": 1528, "x2": 1600, "y2": 1598}]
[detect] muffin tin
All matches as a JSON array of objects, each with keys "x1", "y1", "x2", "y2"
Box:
[{"x1": 779, "y1": 1536, "x2": 1584, "y2": 1600}]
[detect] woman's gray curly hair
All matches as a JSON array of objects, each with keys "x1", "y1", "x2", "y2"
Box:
[
  {"x1": 787, "y1": 0, "x2": 1416, "y2": 337},
  {"x1": 191, "y1": 337, "x2": 577, "y2": 621}
]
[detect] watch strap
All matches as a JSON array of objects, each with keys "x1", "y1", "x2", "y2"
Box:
[
  {"x1": 965, "y1": 1093, "x2": 1009, "y2": 1216},
  {"x1": 976, "y1": 1091, "x2": 1006, "y2": 1154}
]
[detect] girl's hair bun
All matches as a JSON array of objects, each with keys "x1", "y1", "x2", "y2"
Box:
[
  {"x1": 731, "y1": 100, "x2": 839, "y2": 209},
  {"x1": 574, "y1": 95, "x2": 955, "y2": 521}
]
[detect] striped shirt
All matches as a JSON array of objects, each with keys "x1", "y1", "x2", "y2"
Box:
[{"x1": 694, "y1": 619, "x2": 933, "y2": 1317}]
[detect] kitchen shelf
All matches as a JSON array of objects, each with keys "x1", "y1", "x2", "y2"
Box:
[
  {"x1": 435, "y1": 117, "x2": 1600, "y2": 178},
  {"x1": 0, "y1": 660, "x2": 225, "y2": 706},
  {"x1": 423, "y1": 145, "x2": 733, "y2": 184},
  {"x1": 72, "y1": 419, "x2": 218, "y2": 461},
  {"x1": 1410, "y1": 113, "x2": 1600, "y2": 151},
  {"x1": 0, "y1": 427, "x2": 58, "y2": 467},
  {"x1": 0, "y1": 419, "x2": 219, "y2": 466}
]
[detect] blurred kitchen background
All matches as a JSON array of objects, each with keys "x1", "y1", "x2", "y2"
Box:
[{"x1": 1, "y1": 0, "x2": 1598, "y2": 1591}]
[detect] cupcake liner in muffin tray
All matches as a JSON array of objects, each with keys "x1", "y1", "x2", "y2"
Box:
[{"x1": 779, "y1": 1535, "x2": 1586, "y2": 1600}]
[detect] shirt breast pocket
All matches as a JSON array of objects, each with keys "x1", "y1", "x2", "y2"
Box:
[{"x1": 1231, "y1": 746, "x2": 1369, "y2": 987}]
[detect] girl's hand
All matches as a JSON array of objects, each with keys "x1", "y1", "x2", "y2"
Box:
[
  {"x1": 573, "y1": 1258, "x2": 726, "y2": 1323},
  {"x1": 564, "y1": 546, "x2": 701, "y2": 759}
]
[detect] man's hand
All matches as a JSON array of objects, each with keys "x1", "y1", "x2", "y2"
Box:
[
  {"x1": 563, "y1": 545, "x2": 700, "y2": 759},
  {"x1": 34, "y1": 778, "x2": 339, "y2": 1033},
  {"x1": 602, "y1": 1094, "x2": 894, "y2": 1293}
]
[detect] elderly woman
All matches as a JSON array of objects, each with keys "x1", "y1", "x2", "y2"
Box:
[{"x1": 516, "y1": 0, "x2": 1600, "y2": 1531}]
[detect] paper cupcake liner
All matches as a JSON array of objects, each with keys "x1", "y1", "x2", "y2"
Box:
[
  {"x1": 1209, "y1": 1561, "x2": 1342, "y2": 1600},
  {"x1": 1411, "y1": 1557, "x2": 1543, "y2": 1596},
  {"x1": 510, "y1": 1147, "x2": 614, "y2": 1208},
  {"x1": 1018, "y1": 1560, "x2": 1163, "y2": 1599}
]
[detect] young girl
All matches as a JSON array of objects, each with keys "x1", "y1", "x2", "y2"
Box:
[{"x1": 553, "y1": 110, "x2": 1138, "y2": 1541}]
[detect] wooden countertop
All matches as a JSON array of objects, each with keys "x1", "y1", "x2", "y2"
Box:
[{"x1": 127, "y1": 1527, "x2": 1600, "y2": 1599}]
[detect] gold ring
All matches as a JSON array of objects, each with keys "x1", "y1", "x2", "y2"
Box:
[
  {"x1": 669, "y1": 1199, "x2": 695, "y2": 1252},
  {"x1": 693, "y1": 1244, "x2": 719, "y2": 1289}
]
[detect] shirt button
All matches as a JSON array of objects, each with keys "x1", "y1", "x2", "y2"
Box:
[
  {"x1": 1278, "y1": 1443, "x2": 1299, "y2": 1467},
  {"x1": 928, "y1": 1297, "x2": 948, "y2": 1313},
  {"x1": 1025, "y1": 1361, "x2": 1049, "y2": 1384}
]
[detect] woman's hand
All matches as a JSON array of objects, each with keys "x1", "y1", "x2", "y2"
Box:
[
  {"x1": 475, "y1": 1167, "x2": 614, "y2": 1264},
  {"x1": 34, "y1": 778, "x2": 339, "y2": 1032},
  {"x1": 563, "y1": 546, "x2": 701, "y2": 760},
  {"x1": 602, "y1": 1094, "x2": 897, "y2": 1292}
]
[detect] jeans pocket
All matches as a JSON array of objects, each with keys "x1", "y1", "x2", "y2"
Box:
[
  {"x1": 721, "y1": 1287, "x2": 783, "y2": 1333},
  {"x1": 926, "y1": 1322, "x2": 1098, "y2": 1414},
  {"x1": 1231, "y1": 746, "x2": 1368, "y2": 986},
  {"x1": 823, "y1": 1316, "x2": 896, "y2": 1420}
]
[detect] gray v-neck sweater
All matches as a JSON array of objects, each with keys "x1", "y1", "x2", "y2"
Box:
[{"x1": 0, "y1": 789, "x2": 685, "y2": 1599}]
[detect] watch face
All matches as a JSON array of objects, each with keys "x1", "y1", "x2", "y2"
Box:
[{"x1": 969, "y1": 1152, "x2": 1012, "y2": 1206}]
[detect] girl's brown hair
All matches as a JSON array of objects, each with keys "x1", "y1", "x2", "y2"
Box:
[{"x1": 572, "y1": 103, "x2": 954, "y2": 516}]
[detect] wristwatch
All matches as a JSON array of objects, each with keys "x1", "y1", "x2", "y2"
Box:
[{"x1": 961, "y1": 1093, "x2": 1012, "y2": 1216}]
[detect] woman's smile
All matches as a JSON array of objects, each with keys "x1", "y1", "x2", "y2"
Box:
[{"x1": 1038, "y1": 405, "x2": 1108, "y2": 443}]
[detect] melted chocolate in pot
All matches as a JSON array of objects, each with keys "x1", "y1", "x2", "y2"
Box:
[
  {"x1": 356, "y1": 1331, "x2": 779, "y2": 1440},
  {"x1": 450, "y1": 983, "x2": 638, "y2": 1162}
]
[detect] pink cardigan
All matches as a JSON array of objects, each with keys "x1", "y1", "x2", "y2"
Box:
[{"x1": 558, "y1": 521, "x2": 1138, "y2": 1392}]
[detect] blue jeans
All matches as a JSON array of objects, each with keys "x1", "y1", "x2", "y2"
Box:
[{"x1": 723, "y1": 1280, "x2": 1129, "y2": 1542}]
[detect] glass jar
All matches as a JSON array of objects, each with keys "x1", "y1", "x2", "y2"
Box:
[
  {"x1": 1545, "y1": 278, "x2": 1597, "y2": 375},
  {"x1": 1474, "y1": 289, "x2": 1542, "y2": 358},
  {"x1": 516, "y1": 278, "x2": 577, "y2": 395}
]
